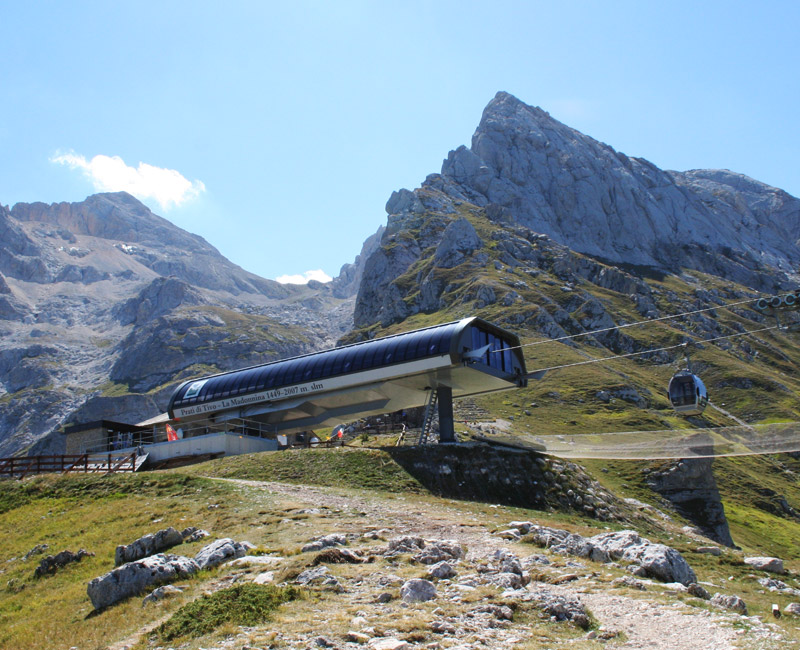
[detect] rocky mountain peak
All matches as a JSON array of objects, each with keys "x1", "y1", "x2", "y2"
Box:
[
  {"x1": 419, "y1": 92, "x2": 800, "y2": 291},
  {"x1": 11, "y1": 192, "x2": 214, "y2": 252},
  {"x1": 353, "y1": 92, "x2": 800, "y2": 330},
  {"x1": 0, "y1": 191, "x2": 366, "y2": 455}
]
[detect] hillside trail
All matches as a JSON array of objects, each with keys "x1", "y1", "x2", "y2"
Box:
[{"x1": 218, "y1": 478, "x2": 789, "y2": 650}]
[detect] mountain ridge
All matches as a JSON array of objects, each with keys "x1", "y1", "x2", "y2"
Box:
[
  {"x1": 353, "y1": 92, "x2": 800, "y2": 331},
  {"x1": 0, "y1": 192, "x2": 366, "y2": 455},
  {"x1": 426, "y1": 91, "x2": 799, "y2": 288}
]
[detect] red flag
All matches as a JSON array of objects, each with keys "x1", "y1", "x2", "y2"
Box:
[{"x1": 166, "y1": 424, "x2": 179, "y2": 442}]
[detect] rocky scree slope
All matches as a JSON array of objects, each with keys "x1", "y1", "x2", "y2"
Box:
[{"x1": 0, "y1": 193, "x2": 374, "y2": 455}]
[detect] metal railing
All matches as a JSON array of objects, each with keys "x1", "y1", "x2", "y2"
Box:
[
  {"x1": 76, "y1": 419, "x2": 282, "y2": 454},
  {"x1": 0, "y1": 452, "x2": 142, "y2": 479}
]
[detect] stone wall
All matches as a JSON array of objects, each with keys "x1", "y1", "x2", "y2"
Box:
[{"x1": 387, "y1": 443, "x2": 621, "y2": 520}]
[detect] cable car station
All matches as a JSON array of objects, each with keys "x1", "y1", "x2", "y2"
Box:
[
  {"x1": 48, "y1": 292, "x2": 800, "y2": 470},
  {"x1": 168, "y1": 316, "x2": 529, "y2": 444}
]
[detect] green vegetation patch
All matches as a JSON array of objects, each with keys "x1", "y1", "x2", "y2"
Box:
[
  {"x1": 192, "y1": 447, "x2": 427, "y2": 494},
  {"x1": 156, "y1": 583, "x2": 301, "y2": 641},
  {"x1": 0, "y1": 472, "x2": 221, "y2": 515}
]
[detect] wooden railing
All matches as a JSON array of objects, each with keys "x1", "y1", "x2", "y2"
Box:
[{"x1": 0, "y1": 452, "x2": 142, "y2": 479}]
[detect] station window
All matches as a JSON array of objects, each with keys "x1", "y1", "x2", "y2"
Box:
[
  {"x1": 286, "y1": 358, "x2": 307, "y2": 385},
  {"x1": 330, "y1": 349, "x2": 347, "y2": 375}
]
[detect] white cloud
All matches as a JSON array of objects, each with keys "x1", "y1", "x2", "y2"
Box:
[
  {"x1": 275, "y1": 269, "x2": 333, "y2": 285},
  {"x1": 51, "y1": 151, "x2": 205, "y2": 210}
]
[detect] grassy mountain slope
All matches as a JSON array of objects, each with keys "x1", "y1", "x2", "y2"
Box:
[
  {"x1": 2, "y1": 453, "x2": 800, "y2": 649},
  {"x1": 345, "y1": 197, "x2": 800, "y2": 554}
]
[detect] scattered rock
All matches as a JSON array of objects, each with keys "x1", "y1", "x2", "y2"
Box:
[
  {"x1": 115, "y1": 527, "x2": 183, "y2": 566},
  {"x1": 142, "y1": 584, "x2": 183, "y2": 605},
  {"x1": 471, "y1": 603, "x2": 513, "y2": 620},
  {"x1": 180, "y1": 527, "x2": 210, "y2": 543},
  {"x1": 492, "y1": 549, "x2": 524, "y2": 576},
  {"x1": 346, "y1": 631, "x2": 370, "y2": 644},
  {"x1": 695, "y1": 546, "x2": 721, "y2": 556},
  {"x1": 485, "y1": 572, "x2": 527, "y2": 590},
  {"x1": 367, "y1": 639, "x2": 409, "y2": 650},
  {"x1": 384, "y1": 536, "x2": 425, "y2": 556},
  {"x1": 22, "y1": 544, "x2": 49, "y2": 561},
  {"x1": 378, "y1": 574, "x2": 405, "y2": 587},
  {"x1": 194, "y1": 538, "x2": 248, "y2": 570},
  {"x1": 413, "y1": 540, "x2": 463, "y2": 565},
  {"x1": 612, "y1": 575, "x2": 647, "y2": 591},
  {"x1": 312, "y1": 547, "x2": 367, "y2": 565},
  {"x1": 508, "y1": 521, "x2": 534, "y2": 534},
  {"x1": 430, "y1": 620, "x2": 456, "y2": 634},
  {"x1": 529, "y1": 588, "x2": 590, "y2": 628},
  {"x1": 400, "y1": 578, "x2": 436, "y2": 603},
  {"x1": 303, "y1": 534, "x2": 348, "y2": 553},
  {"x1": 522, "y1": 525, "x2": 696, "y2": 585},
  {"x1": 744, "y1": 556, "x2": 784, "y2": 574},
  {"x1": 711, "y1": 593, "x2": 748, "y2": 615},
  {"x1": 34, "y1": 549, "x2": 94, "y2": 578},
  {"x1": 296, "y1": 566, "x2": 338, "y2": 587},
  {"x1": 87, "y1": 553, "x2": 198, "y2": 610},
  {"x1": 687, "y1": 583, "x2": 711, "y2": 600},
  {"x1": 756, "y1": 576, "x2": 800, "y2": 595},
  {"x1": 784, "y1": 603, "x2": 800, "y2": 616},
  {"x1": 227, "y1": 555, "x2": 283, "y2": 568},
  {"x1": 588, "y1": 530, "x2": 696, "y2": 585},
  {"x1": 427, "y1": 561, "x2": 457, "y2": 579},
  {"x1": 253, "y1": 571, "x2": 275, "y2": 585}
]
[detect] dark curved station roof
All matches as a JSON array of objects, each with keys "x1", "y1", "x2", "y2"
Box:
[{"x1": 169, "y1": 317, "x2": 525, "y2": 419}]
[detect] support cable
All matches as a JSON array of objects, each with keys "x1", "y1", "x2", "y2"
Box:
[
  {"x1": 525, "y1": 324, "x2": 780, "y2": 375},
  {"x1": 494, "y1": 296, "x2": 758, "y2": 354}
]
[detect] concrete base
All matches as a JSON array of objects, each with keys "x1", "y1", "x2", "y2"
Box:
[{"x1": 143, "y1": 432, "x2": 278, "y2": 462}]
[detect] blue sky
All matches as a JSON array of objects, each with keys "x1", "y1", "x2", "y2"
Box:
[{"x1": 1, "y1": 1, "x2": 798, "y2": 283}]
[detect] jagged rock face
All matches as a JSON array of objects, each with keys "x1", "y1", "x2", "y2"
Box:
[
  {"x1": 433, "y1": 217, "x2": 484, "y2": 269},
  {"x1": 431, "y1": 92, "x2": 800, "y2": 290},
  {"x1": 109, "y1": 308, "x2": 314, "y2": 393},
  {"x1": 331, "y1": 225, "x2": 385, "y2": 299},
  {"x1": 9, "y1": 192, "x2": 293, "y2": 296},
  {"x1": 113, "y1": 277, "x2": 205, "y2": 326},
  {"x1": 646, "y1": 456, "x2": 734, "y2": 547},
  {"x1": 355, "y1": 92, "x2": 800, "y2": 329}
]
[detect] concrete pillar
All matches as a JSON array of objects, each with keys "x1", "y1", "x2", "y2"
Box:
[{"x1": 437, "y1": 386, "x2": 455, "y2": 443}]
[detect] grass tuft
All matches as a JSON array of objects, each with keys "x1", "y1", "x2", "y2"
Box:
[{"x1": 155, "y1": 583, "x2": 302, "y2": 641}]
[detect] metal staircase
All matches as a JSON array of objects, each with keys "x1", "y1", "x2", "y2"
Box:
[{"x1": 417, "y1": 389, "x2": 439, "y2": 445}]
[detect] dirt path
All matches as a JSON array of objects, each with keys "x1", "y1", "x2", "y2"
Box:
[{"x1": 219, "y1": 478, "x2": 789, "y2": 650}]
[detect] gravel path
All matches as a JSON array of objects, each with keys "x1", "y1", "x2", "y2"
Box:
[{"x1": 219, "y1": 479, "x2": 790, "y2": 650}]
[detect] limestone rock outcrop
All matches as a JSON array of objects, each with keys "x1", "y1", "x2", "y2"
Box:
[
  {"x1": 33, "y1": 549, "x2": 93, "y2": 578},
  {"x1": 354, "y1": 91, "x2": 800, "y2": 329},
  {"x1": 115, "y1": 527, "x2": 184, "y2": 566},
  {"x1": 516, "y1": 523, "x2": 696, "y2": 585},
  {"x1": 194, "y1": 538, "x2": 249, "y2": 570},
  {"x1": 434, "y1": 92, "x2": 800, "y2": 289},
  {"x1": 87, "y1": 553, "x2": 199, "y2": 610},
  {"x1": 645, "y1": 456, "x2": 734, "y2": 547}
]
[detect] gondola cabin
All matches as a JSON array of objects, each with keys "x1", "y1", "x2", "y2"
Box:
[{"x1": 667, "y1": 370, "x2": 709, "y2": 416}]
